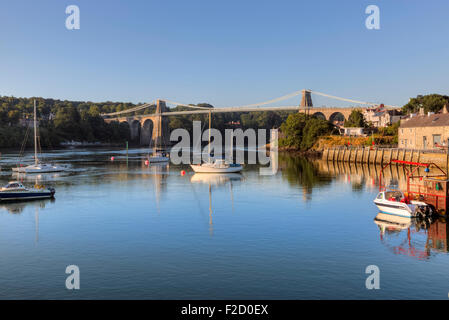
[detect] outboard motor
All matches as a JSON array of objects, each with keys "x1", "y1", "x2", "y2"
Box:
[{"x1": 48, "y1": 187, "x2": 56, "y2": 197}]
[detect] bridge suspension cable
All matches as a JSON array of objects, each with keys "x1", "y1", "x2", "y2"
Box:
[
  {"x1": 309, "y1": 90, "x2": 399, "y2": 108},
  {"x1": 100, "y1": 89, "x2": 399, "y2": 117},
  {"x1": 163, "y1": 100, "x2": 212, "y2": 110},
  {"x1": 100, "y1": 101, "x2": 155, "y2": 116}
]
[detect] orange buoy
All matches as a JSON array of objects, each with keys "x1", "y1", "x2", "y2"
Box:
[{"x1": 181, "y1": 170, "x2": 186, "y2": 176}]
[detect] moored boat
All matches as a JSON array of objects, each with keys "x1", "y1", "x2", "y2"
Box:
[
  {"x1": 373, "y1": 190, "x2": 432, "y2": 218},
  {"x1": 0, "y1": 181, "x2": 55, "y2": 201},
  {"x1": 12, "y1": 163, "x2": 68, "y2": 173},
  {"x1": 190, "y1": 159, "x2": 243, "y2": 173},
  {"x1": 148, "y1": 151, "x2": 169, "y2": 163},
  {"x1": 12, "y1": 100, "x2": 68, "y2": 174}
]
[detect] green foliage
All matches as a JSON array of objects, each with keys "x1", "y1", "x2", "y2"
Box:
[
  {"x1": 378, "y1": 121, "x2": 399, "y2": 144},
  {"x1": 279, "y1": 113, "x2": 332, "y2": 151},
  {"x1": 0, "y1": 96, "x2": 131, "y2": 147},
  {"x1": 301, "y1": 117, "x2": 333, "y2": 150},
  {"x1": 344, "y1": 110, "x2": 367, "y2": 128},
  {"x1": 402, "y1": 94, "x2": 449, "y2": 114}
]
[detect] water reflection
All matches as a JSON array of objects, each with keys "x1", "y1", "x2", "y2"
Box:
[
  {"x1": 0, "y1": 199, "x2": 54, "y2": 244},
  {"x1": 279, "y1": 155, "x2": 332, "y2": 201},
  {"x1": 190, "y1": 173, "x2": 243, "y2": 236},
  {"x1": 0, "y1": 198, "x2": 53, "y2": 214},
  {"x1": 190, "y1": 173, "x2": 243, "y2": 186},
  {"x1": 374, "y1": 213, "x2": 449, "y2": 259}
]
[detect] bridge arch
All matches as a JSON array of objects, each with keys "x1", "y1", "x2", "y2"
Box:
[
  {"x1": 130, "y1": 120, "x2": 141, "y2": 142},
  {"x1": 141, "y1": 119, "x2": 154, "y2": 146},
  {"x1": 312, "y1": 112, "x2": 326, "y2": 120},
  {"x1": 329, "y1": 112, "x2": 345, "y2": 124}
]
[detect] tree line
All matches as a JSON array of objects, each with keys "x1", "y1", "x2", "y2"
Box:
[
  {"x1": 0, "y1": 96, "x2": 295, "y2": 148},
  {"x1": 0, "y1": 96, "x2": 136, "y2": 148}
]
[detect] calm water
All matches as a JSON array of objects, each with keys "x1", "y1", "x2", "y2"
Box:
[{"x1": 0, "y1": 148, "x2": 448, "y2": 299}]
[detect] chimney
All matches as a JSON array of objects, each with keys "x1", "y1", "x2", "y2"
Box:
[
  {"x1": 419, "y1": 107, "x2": 425, "y2": 116},
  {"x1": 442, "y1": 103, "x2": 449, "y2": 114}
]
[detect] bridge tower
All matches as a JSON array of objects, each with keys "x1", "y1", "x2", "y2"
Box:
[
  {"x1": 300, "y1": 89, "x2": 313, "y2": 107},
  {"x1": 151, "y1": 99, "x2": 170, "y2": 148}
]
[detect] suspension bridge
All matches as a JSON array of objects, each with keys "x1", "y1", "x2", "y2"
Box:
[{"x1": 101, "y1": 90, "x2": 400, "y2": 146}]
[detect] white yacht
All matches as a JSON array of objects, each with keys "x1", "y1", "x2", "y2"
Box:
[
  {"x1": 12, "y1": 100, "x2": 68, "y2": 173},
  {"x1": 190, "y1": 159, "x2": 242, "y2": 173},
  {"x1": 189, "y1": 109, "x2": 242, "y2": 173},
  {"x1": 373, "y1": 190, "x2": 432, "y2": 218},
  {"x1": 13, "y1": 163, "x2": 68, "y2": 173}
]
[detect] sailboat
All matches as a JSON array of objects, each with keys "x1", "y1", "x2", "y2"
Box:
[
  {"x1": 12, "y1": 100, "x2": 68, "y2": 173},
  {"x1": 148, "y1": 115, "x2": 169, "y2": 163},
  {"x1": 190, "y1": 109, "x2": 243, "y2": 173}
]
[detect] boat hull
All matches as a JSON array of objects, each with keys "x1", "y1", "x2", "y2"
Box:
[
  {"x1": 0, "y1": 191, "x2": 55, "y2": 201},
  {"x1": 373, "y1": 200, "x2": 414, "y2": 218},
  {"x1": 12, "y1": 164, "x2": 67, "y2": 173},
  {"x1": 190, "y1": 164, "x2": 243, "y2": 173},
  {"x1": 149, "y1": 156, "x2": 169, "y2": 163}
]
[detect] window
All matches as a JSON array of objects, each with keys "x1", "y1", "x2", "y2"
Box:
[
  {"x1": 423, "y1": 136, "x2": 427, "y2": 149},
  {"x1": 404, "y1": 139, "x2": 407, "y2": 147},
  {"x1": 433, "y1": 134, "x2": 442, "y2": 146}
]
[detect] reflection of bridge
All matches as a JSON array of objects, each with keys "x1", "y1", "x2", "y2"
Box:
[{"x1": 103, "y1": 90, "x2": 400, "y2": 146}]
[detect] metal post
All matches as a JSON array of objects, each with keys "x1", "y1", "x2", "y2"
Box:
[{"x1": 446, "y1": 138, "x2": 449, "y2": 180}]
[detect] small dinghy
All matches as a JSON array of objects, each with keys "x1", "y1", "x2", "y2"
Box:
[
  {"x1": 0, "y1": 181, "x2": 55, "y2": 201},
  {"x1": 373, "y1": 190, "x2": 433, "y2": 218}
]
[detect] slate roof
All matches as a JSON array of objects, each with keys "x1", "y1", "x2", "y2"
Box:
[{"x1": 400, "y1": 112, "x2": 449, "y2": 128}]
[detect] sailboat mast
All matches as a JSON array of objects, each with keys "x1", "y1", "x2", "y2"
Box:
[
  {"x1": 208, "y1": 109, "x2": 211, "y2": 157},
  {"x1": 34, "y1": 100, "x2": 38, "y2": 165}
]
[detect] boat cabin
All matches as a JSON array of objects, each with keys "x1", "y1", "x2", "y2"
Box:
[
  {"x1": 377, "y1": 190, "x2": 409, "y2": 203},
  {"x1": 1, "y1": 181, "x2": 28, "y2": 192}
]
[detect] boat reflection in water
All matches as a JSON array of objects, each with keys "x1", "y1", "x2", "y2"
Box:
[
  {"x1": 0, "y1": 199, "x2": 54, "y2": 243},
  {"x1": 374, "y1": 212, "x2": 449, "y2": 259},
  {"x1": 190, "y1": 173, "x2": 243, "y2": 186},
  {"x1": 190, "y1": 173, "x2": 243, "y2": 236}
]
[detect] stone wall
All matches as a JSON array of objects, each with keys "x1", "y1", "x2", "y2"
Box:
[{"x1": 322, "y1": 147, "x2": 449, "y2": 168}]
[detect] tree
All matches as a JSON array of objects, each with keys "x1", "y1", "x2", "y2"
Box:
[
  {"x1": 301, "y1": 117, "x2": 332, "y2": 150},
  {"x1": 402, "y1": 94, "x2": 449, "y2": 114},
  {"x1": 344, "y1": 110, "x2": 367, "y2": 128},
  {"x1": 279, "y1": 113, "x2": 307, "y2": 149},
  {"x1": 54, "y1": 104, "x2": 82, "y2": 139}
]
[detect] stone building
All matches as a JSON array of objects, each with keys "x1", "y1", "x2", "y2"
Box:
[
  {"x1": 399, "y1": 104, "x2": 449, "y2": 149},
  {"x1": 363, "y1": 105, "x2": 403, "y2": 127}
]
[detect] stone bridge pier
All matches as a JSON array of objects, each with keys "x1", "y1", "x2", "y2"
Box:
[{"x1": 104, "y1": 99, "x2": 170, "y2": 147}]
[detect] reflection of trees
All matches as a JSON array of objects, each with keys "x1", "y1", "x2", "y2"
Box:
[{"x1": 279, "y1": 154, "x2": 332, "y2": 200}]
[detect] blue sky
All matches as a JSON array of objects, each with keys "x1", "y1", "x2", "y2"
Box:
[{"x1": 0, "y1": 0, "x2": 448, "y2": 107}]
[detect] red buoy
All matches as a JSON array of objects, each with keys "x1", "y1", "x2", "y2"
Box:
[
  {"x1": 181, "y1": 170, "x2": 186, "y2": 176},
  {"x1": 145, "y1": 160, "x2": 149, "y2": 166},
  {"x1": 110, "y1": 156, "x2": 115, "y2": 161}
]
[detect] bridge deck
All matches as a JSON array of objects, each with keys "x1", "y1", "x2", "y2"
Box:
[{"x1": 103, "y1": 105, "x2": 394, "y2": 121}]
